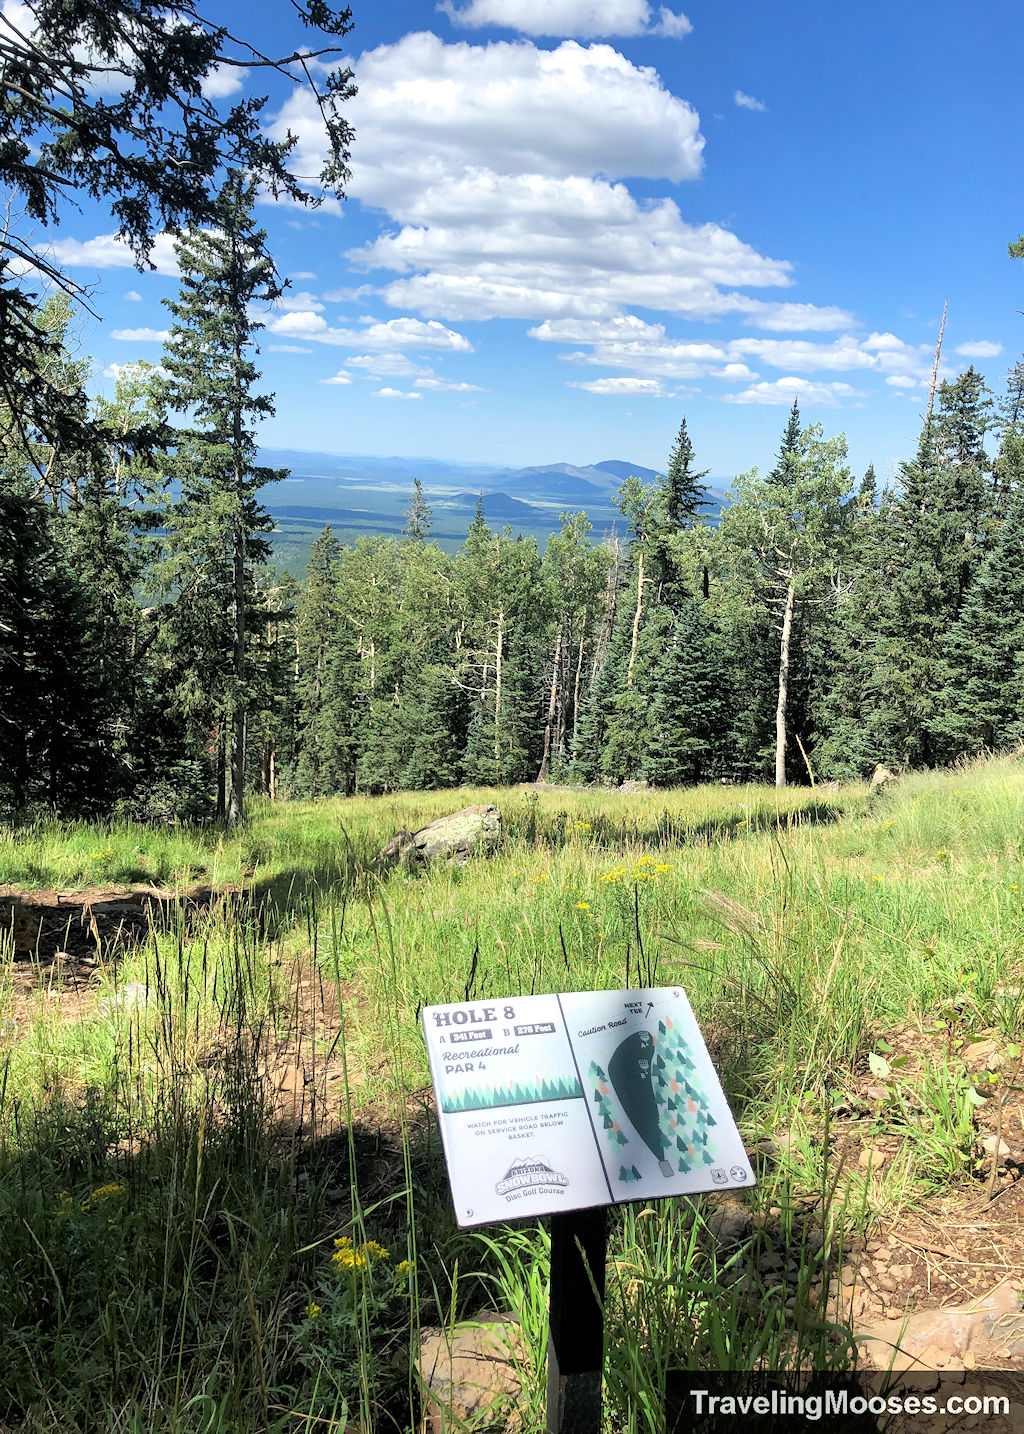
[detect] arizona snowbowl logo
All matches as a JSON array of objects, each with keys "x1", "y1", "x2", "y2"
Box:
[{"x1": 495, "y1": 1156, "x2": 569, "y2": 1196}]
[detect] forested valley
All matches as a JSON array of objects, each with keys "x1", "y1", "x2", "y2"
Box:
[{"x1": 4, "y1": 248, "x2": 1023, "y2": 824}]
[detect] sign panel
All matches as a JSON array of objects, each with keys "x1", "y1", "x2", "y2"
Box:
[{"x1": 422, "y1": 986, "x2": 754, "y2": 1227}]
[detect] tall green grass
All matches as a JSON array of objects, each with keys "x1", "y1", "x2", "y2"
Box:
[{"x1": 0, "y1": 757, "x2": 1021, "y2": 1429}]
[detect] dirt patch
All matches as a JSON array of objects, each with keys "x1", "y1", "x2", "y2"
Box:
[
  {"x1": 742, "y1": 1012, "x2": 1024, "y2": 1365},
  {"x1": 0, "y1": 883, "x2": 254, "y2": 1028}
]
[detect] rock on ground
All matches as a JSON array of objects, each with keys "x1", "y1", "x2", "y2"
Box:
[
  {"x1": 857, "y1": 1282, "x2": 1024, "y2": 1371},
  {"x1": 376, "y1": 805, "x2": 502, "y2": 869},
  {"x1": 416, "y1": 1313, "x2": 527, "y2": 1433}
]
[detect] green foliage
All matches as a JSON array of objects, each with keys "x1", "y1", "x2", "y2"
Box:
[
  {"x1": 643, "y1": 600, "x2": 728, "y2": 786},
  {"x1": 5, "y1": 760, "x2": 1024, "y2": 1424},
  {"x1": 158, "y1": 172, "x2": 286, "y2": 824},
  {"x1": 0, "y1": 0, "x2": 355, "y2": 458}
]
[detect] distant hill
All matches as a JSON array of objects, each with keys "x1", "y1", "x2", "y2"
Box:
[
  {"x1": 449, "y1": 490, "x2": 545, "y2": 522},
  {"x1": 591, "y1": 459, "x2": 664, "y2": 483},
  {"x1": 258, "y1": 447, "x2": 730, "y2": 574}
]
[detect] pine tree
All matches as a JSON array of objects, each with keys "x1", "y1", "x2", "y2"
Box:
[
  {"x1": 294, "y1": 528, "x2": 353, "y2": 796},
  {"x1": 648, "y1": 416, "x2": 711, "y2": 601},
  {"x1": 159, "y1": 172, "x2": 285, "y2": 825},
  {"x1": 853, "y1": 372, "x2": 995, "y2": 769},
  {"x1": 663, "y1": 416, "x2": 711, "y2": 529},
  {"x1": 933, "y1": 471, "x2": 1024, "y2": 757},
  {"x1": 719, "y1": 407, "x2": 851, "y2": 786},
  {"x1": 402, "y1": 478, "x2": 432, "y2": 541},
  {"x1": 643, "y1": 600, "x2": 727, "y2": 786}
]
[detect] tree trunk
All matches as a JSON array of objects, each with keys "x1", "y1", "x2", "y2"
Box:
[
  {"x1": 227, "y1": 481, "x2": 246, "y2": 828},
  {"x1": 538, "y1": 627, "x2": 562, "y2": 782},
  {"x1": 570, "y1": 610, "x2": 587, "y2": 734},
  {"x1": 775, "y1": 582, "x2": 796, "y2": 789},
  {"x1": 227, "y1": 294, "x2": 246, "y2": 827},
  {"x1": 625, "y1": 549, "x2": 645, "y2": 689},
  {"x1": 493, "y1": 610, "x2": 504, "y2": 780},
  {"x1": 216, "y1": 723, "x2": 226, "y2": 820},
  {"x1": 592, "y1": 545, "x2": 619, "y2": 681}
]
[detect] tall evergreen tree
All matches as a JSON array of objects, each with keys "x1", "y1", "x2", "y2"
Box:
[
  {"x1": 933, "y1": 472, "x2": 1024, "y2": 757},
  {"x1": 159, "y1": 172, "x2": 285, "y2": 825},
  {"x1": 294, "y1": 528, "x2": 356, "y2": 796},
  {"x1": 719, "y1": 407, "x2": 851, "y2": 786},
  {"x1": 402, "y1": 478, "x2": 432, "y2": 542},
  {"x1": 643, "y1": 599, "x2": 727, "y2": 786}
]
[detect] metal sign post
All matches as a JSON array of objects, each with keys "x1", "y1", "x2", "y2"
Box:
[{"x1": 546, "y1": 1206, "x2": 607, "y2": 1434}]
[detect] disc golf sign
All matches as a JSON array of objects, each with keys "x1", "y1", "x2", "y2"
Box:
[{"x1": 422, "y1": 986, "x2": 754, "y2": 1228}]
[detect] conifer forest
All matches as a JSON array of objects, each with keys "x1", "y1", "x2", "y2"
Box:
[{"x1": 4, "y1": 280, "x2": 1024, "y2": 822}]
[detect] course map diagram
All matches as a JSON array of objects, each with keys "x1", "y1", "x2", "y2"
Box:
[{"x1": 422, "y1": 987, "x2": 754, "y2": 1227}]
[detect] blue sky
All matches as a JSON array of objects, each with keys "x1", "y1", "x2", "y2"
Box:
[{"x1": 40, "y1": 0, "x2": 1024, "y2": 481}]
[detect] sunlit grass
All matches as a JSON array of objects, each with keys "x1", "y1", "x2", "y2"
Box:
[{"x1": 0, "y1": 756, "x2": 1022, "y2": 1428}]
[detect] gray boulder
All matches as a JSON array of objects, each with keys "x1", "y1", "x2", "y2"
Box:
[{"x1": 376, "y1": 804, "x2": 502, "y2": 869}]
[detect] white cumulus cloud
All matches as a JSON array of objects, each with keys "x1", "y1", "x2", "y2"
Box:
[
  {"x1": 50, "y1": 232, "x2": 180, "y2": 275},
  {"x1": 954, "y1": 340, "x2": 1002, "y2": 358},
  {"x1": 531, "y1": 315, "x2": 907, "y2": 382},
  {"x1": 345, "y1": 352, "x2": 435, "y2": 377},
  {"x1": 319, "y1": 372, "x2": 352, "y2": 384},
  {"x1": 264, "y1": 313, "x2": 473, "y2": 351},
  {"x1": 201, "y1": 63, "x2": 247, "y2": 98},
  {"x1": 273, "y1": 290, "x2": 325, "y2": 313},
  {"x1": 110, "y1": 327, "x2": 170, "y2": 342},
  {"x1": 414, "y1": 376, "x2": 486, "y2": 391},
  {"x1": 262, "y1": 30, "x2": 863, "y2": 366},
  {"x1": 734, "y1": 90, "x2": 767, "y2": 112},
  {"x1": 374, "y1": 387, "x2": 422, "y2": 399},
  {"x1": 722, "y1": 377, "x2": 862, "y2": 406},
  {"x1": 269, "y1": 344, "x2": 314, "y2": 353},
  {"x1": 102, "y1": 360, "x2": 169, "y2": 380},
  {"x1": 438, "y1": 0, "x2": 691, "y2": 38},
  {"x1": 123, "y1": 289, "x2": 142, "y2": 302},
  {"x1": 569, "y1": 376, "x2": 671, "y2": 395}
]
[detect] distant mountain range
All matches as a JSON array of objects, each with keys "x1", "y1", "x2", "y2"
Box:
[{"x1": 258, "y1": 447, "x2": 730, "y2": 574}]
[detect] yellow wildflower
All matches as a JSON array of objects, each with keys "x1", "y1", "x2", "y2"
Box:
[
  {"x1": 575, "y1": 820, "x2": 592, "y2": 831},
  {"x1": 655, "y1": 863, "x2": 672, "y2": 873},
  {"x1": 305, "y1": 1303, "x2": 322, "y2": 1320},
  {"x1": 871, "y1": 875, "x2": 883, "y2": 883},
  {"x1": 530, "y1": 873, "x2": 550, "y2": 883},
  {"x1": 331, "y1": 1235, "x2": 389, "y2": 1269},
  {"x1": 575, "y1": 901, "x2": 590, "y2": 911},
  {"x1": 1011, "y1": 884, "x2": 1019, "y2": 891},
  {"x1": 81, "y1": 1183, "x2": 127, "y2": 1212},
  {"x1": 636, "y1": 855, "x2": 655, "y2": 864},
  {"x1": 395, "y1": 1260, "x2": 411, "y2": 1277}
]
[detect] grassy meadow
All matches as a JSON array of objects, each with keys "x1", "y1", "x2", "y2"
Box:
[{"x1": 1, "y1": 760, "x2": 1023, "y2": 1431}]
